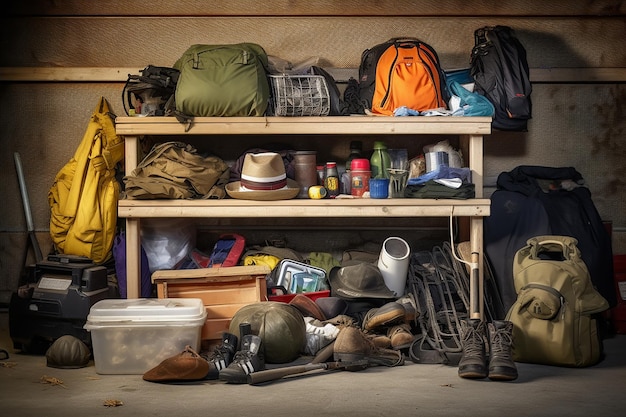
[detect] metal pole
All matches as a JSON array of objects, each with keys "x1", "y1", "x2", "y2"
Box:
[{"x1": 14, "y1": 152, "x2": 43, "y2": 263}]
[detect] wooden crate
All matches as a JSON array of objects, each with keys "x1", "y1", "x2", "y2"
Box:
[{"x1": 151, "y1": 265, "x2": 270, "y2": 346}]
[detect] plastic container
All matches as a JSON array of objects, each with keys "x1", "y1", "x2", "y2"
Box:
[
  {"x1": 84, "y1": 298, "x2": 206, "y2": 374},
  {"x1": 370, "y1": 141, "x2": 391, "y2": 179},
  {"x1": 369, "y1": 178, "x2": 390, "y2": 199},
  {"x1": 350, "y1": 158, "x2": 371, "y2": 197},
  {"x1": 274, "y1": 259, "x2": 328, "y2": 293},
  {"x1": 324, "y1": 162, "x2": 340, "y2": 198},
  {"x1": 345, "y1": 140, "x2": 363, "y2": 173}
]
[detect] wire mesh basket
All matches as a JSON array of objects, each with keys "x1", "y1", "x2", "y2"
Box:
[{"x1": 269, "y1": 74, "x2": 331, "y2": 116}]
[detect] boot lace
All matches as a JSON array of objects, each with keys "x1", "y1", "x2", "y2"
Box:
[
  {"x1": 490, "y1": 327, "x2": 513, "y2": 357},
  {"x1": 462, "y1": 325, "x2": 485, "y2": 358}
]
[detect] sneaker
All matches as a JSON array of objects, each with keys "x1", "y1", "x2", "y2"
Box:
[
  {"x1": 333, "y1": 326, "x2": 404, "y2": 367},
  {"x1": 219, "y1": 334, "x2": 265, "y2": 384},
  {"x1": 201, "y1": 332, "x2": 238, "y2": 380},
  {"x1": 361, "y1": 302, "x2": 405, "y2": 331}
]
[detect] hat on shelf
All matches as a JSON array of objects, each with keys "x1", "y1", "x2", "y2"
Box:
[
  {"x1": 328, "y1": 262, "x2": 395, "y2": 299},
  {"x1": 226, "y1": 152, "x2": 299, "y2": 201}
]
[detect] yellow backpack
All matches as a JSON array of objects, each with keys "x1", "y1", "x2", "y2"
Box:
[{"x1": 48, "y1": 97, "x2": 124, "y2": 264}]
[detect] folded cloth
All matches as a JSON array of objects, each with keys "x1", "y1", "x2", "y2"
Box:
[{"x1": 407, "y1": 166, "x2": 472, "y2": 186}]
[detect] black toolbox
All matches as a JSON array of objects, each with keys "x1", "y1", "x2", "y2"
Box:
[{"x1": 9, "y1": 255, "x2": 111, "y2": 353}]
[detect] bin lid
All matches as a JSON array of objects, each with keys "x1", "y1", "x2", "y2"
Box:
[{"x1": 85, "y1": 298, "x2": 206, "y2": 325}]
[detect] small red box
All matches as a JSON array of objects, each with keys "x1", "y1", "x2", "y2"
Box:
[{"x1": 268, "y1": 290, "x2": 330, "y2": 303}]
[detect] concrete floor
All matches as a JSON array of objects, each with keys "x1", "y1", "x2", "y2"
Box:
[{"x1": 1, "y1": 310, "x2": 625, "y2": 417}]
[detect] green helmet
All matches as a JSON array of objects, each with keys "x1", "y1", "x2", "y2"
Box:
[{"x1": 45, "y1": 335, "x2": 91, "y2": 369}]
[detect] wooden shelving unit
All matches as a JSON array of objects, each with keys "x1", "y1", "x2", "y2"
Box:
[{"x1": 116, "y1": 115, "x2": 491, "y2": 319}]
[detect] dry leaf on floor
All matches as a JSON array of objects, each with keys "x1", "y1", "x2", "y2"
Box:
[
  {"x1": 103, "y1": 399, "x2": 124, "y2": 407},
  {"x1": 40, "y1": 375, "x2": 67, "y2": 388},
  {"x1": 0, "y1": 361, "x2": 17, "y2": 368}
]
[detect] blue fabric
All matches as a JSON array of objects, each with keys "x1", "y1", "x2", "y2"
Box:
[
  {"x1": 445, "y1": 68, "x2": 473, "y2": 89},
  {"x1": 394, "y1": 106, "x2": 420, "y2": 117},
  {"x1": 408, "y1": 166, "x2": 472, "y2": 186},
  {"x1": 449, "y1": 81, "x2": 495, "y2": 117}
]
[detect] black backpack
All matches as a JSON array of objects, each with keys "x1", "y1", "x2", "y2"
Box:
[
  {"x1": 484, "y1": 166, "x2": 617, "y2": 314},
  {"x1": 470, "y1": 26, "x2": 532, "y2": 131},
  {"x1": 122, "y1": 65, "x2": 180, "y2": 116}
]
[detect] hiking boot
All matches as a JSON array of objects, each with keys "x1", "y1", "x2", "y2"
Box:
[
  {"x1": 219, "y1": 334, "x2": 265, "y2": 384},
  {"x1": 333, "y1": 326, "x2": 404, "y2": 367},
  {"x1": 387, "y1": 323, "x2": 416, "y2": 349},
  {"x1": 487, "y1": 320, "x2": 518, "y2": 381},
  {"x1": 364, "y1": 330, "x2": 392, "y2": 348},
  {"x1": 458, "y1": 319, "x2": 488, "y2": 379},
  {"x1": 201, "y1": 332, "x2": 238, "y2": 380},
  {"x1": 362, "y1": 302, "x2": 405, "y2": 331}
]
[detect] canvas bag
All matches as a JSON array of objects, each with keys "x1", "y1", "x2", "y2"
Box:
[
  {"x1": 358, "y1": 38, "x2": 448, "y2": 115},
  {"x1": 123, "y1": 141, "x2": 229, "y2": 200},
  {"x1": 173, "y1": 43, "x2": 270, "y2": 117},
  {"x1": 48, "y1": 97, "x2": 124, "y2": 264},
  {"x1": 505, "y1": 235, "x2": 609, "y2": 367}
]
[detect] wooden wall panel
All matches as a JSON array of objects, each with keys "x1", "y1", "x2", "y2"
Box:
[
  {"x1": 1, "y1": 1, "x2": 624, "y2": 298},
  {"x1": 6, "y1": 0, "x2": 625, "y2": 17},
  {"x1": 1, "y1": 17, "x2": 624, "y2": 69}
]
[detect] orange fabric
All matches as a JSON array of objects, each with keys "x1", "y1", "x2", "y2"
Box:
[{"x1": 371, "y1": 41, "x2": 446, "y2": 115}]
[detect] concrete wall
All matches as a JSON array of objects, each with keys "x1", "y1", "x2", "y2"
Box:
[{"x1": 1, "y1": 1, "x2": 624, "y2": 301}]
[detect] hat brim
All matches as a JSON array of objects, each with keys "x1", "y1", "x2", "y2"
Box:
[
  {"x1": 329, "y1": 265, "x2": 395, "y2": 299},
  {"x1": 226, "y1": 179, "x2": 300, "y2": 201}
]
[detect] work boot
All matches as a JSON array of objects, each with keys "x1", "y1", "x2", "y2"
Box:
[
  {"x1": 458, "y1": 319, "x2": 488, "y2": 379},
  {"x1": 333, "y1": 325, "x2": 404, "y2": 367},
  {"x1": 387, "y1": 323, "x2": 416, "y2": 350},
  {"x1": 487, "y1": 320, "x2": 518, "y2": 381},
  {"x1": 201, "y1": 332, "x2": 238, "y2": 380},
  {"x1": 219, "y1": 334, "x2": 265, "y2": 384},
  {"x1": 396, "y1": 293, "x2": 419, "y2": 324},
  {"x1": 362, "y1": 302, "x2": 405, "y2": 331}
]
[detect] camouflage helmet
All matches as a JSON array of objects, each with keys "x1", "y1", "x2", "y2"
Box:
[{"x1": 45, "y1": 335, "x2": 91, "y2": 369}]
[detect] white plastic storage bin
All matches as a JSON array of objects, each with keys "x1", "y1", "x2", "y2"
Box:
[{"x1": 84, "y1": 298, "x2": 206, "y2": 374}]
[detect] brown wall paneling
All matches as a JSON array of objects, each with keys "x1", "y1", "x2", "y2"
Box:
[
  {"x1": 1, "y1": 4, "x2": 625, "y2": 300},
  {"x1": 6, "y1": 0, "x2": 626, "y2": 17},
  {"x1": 1, "y1": 17, "x2": 625, "y2": 69}
]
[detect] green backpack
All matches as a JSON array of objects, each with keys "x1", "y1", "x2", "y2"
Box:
[
  {"x1": 173, "y1": 43, "x2": 270, "y2": 117},
  {"x1": 506, "y1": 235, "x2": 609, "y2": 367}
]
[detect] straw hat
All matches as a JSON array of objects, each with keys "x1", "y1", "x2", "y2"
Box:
[{"x1": 226, "y1": 152, "x2": 300, "y2": 200}]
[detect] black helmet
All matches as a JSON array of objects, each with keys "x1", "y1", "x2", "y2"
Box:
[{"x1": 45, "y1": 335, "x2": 91, "y2": 369}]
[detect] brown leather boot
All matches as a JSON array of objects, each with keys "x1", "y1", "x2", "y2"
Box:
[
  {"x1": 487, "y1": 320, "x2": 518, "y2": 381},
  {"x1": 333, "y1": 326, "x2": 404, "y2": 367}
]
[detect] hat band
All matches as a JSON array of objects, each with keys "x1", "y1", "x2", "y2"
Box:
[{"x1": 241, "y1": 177, "x2": 288, "y2": 191}]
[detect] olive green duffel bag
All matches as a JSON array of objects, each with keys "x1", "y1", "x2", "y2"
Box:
[
  {"x1": 173, "y1": 43, "x2": 270, "y2": 117},
  {"x1": 506, "y1": 235, "x2": 609, "y2": 367}
]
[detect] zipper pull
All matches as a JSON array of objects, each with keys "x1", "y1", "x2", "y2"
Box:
[{"x1": 243, "y1": 50, "x2": 249, "y2": 64}]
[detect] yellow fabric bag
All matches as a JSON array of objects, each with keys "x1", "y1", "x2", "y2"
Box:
[{"x1": 48, "y1": 97, "x2": 124, "y2": 264}]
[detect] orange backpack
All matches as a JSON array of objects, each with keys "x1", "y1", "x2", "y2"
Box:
[{"x1": 358, "y1": 38, "x2": 448, "y2": 115}]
